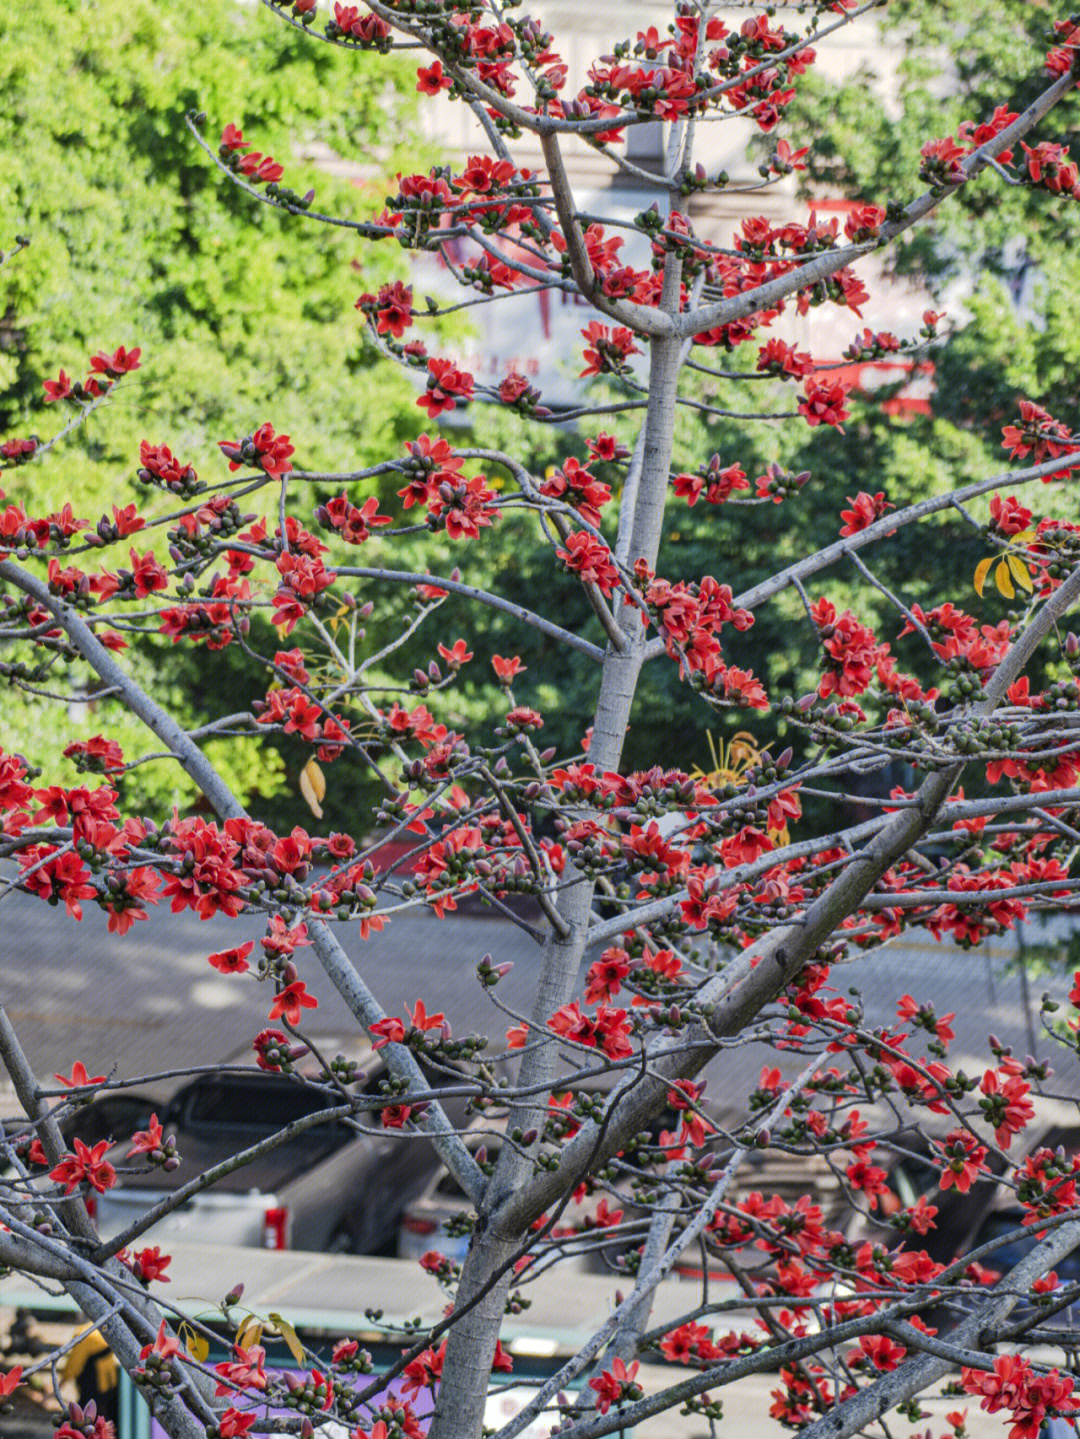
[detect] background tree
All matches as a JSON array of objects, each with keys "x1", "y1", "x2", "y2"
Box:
[
  {"x1": 3, "y1": 5, "x2": 1080, "y2": 1439},
  {"x1": 0, "y1": 0, "x2": 426, "y2": 816}
]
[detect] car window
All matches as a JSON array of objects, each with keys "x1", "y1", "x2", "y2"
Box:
[
  {"x1": 356, "y1": 1066, "x2": 387, "y2": 1097},
  {"x1": 184, "y1": 1079, "x2": 335, "y2": 1131},
  {"x1": 974, "y1": 1211, "x2": 1036, "y2": 1271},
  {"x1": 890, "y1": 1158, "x2": 940, "y2": 1209},
  {"x1": 63, "y1": 1096, "x2": 155, "y2": 1146}
]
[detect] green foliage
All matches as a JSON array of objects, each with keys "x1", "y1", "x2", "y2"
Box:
[
  {"x1": 795, "y1": 0, "x2": 1080, "y2": 426},
  {"x1": 6, "y1": 0, "x2": 1075, "y2": 830},
  {"x1": 0, "y1": 0, "x2": 427, "y2": 481},
  {"x1": 0, "y1": 0, "x2": 431, "y2": 819}
]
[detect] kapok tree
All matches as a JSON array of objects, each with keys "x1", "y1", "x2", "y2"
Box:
[{"x1": 5, "y1": 5, "x2": 1080, "y2": 1439}]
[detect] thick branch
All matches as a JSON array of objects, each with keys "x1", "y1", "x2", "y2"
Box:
[
  {"x1": 676, "y1": 67, "x2": 1077, "y2": 338},
  {"x1": 493, "y1": 565, "x2": 1080, "y2": 1236},
  {"x1": 0, "y1": 559, "x2": 484, "y2": 1203}
]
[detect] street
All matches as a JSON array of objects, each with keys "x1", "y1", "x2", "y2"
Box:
[{"x1": 0, "y1": 886, "x2": 1072, "y2": 1106}]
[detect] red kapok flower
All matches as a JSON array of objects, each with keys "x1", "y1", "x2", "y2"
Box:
[
  {"x1": 267, "y1": 980, "x2": 319, "y2": 1026},
  {"x1": 50, "y1": 1138, "x2": 117, "y2": 1194}
]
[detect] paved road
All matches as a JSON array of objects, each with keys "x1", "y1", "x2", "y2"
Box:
[
  {"x1": 0, "y1": 890, "x2": 562, "y2": 1098},
  {"x1": 0, "y1": 886, "x2": 1074, "y2": 1108}
]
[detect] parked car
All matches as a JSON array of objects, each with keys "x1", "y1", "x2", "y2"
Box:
[
  {"x1": 58, "y1": 1092, "x2": 158, "y2": 1149},
  {"x1": 400, "y1": 1116, "x2": 650, "y2": 1271},
  {"x1": 399, "y1": 1139, "x2": 477, "y2": 1266},
  {"x1": 63, "y1": 1052, "x2": 449, "y2": 1255},
  {"x1": 845, "y1": 1118, "x2": 1080, "y2": 1274}
]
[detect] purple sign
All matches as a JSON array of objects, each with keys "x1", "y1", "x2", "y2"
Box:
[{"x1": 149, "y1": 1370, "x2": 434, "y2": 1438}]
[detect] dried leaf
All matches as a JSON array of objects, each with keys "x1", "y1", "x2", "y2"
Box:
[
  {"x1": 269, "y1": 1313, "x2": 305, "y2": 1366},
  {"x1": 299, "y1": 757, "x2": 326, "y2": 819},
  {"x1": 236, "y1": 1317, "x2": 263, "y2": 1353},
  {"x1": 179, "y1": 1323, "x2": 210, "y2": 1364},
  {"x1": 973, "y1": 556, "x2": 994, "y2": 597},
  {"x1": 1006, "y1": 552, "x2": 1034, "y2": 592}
]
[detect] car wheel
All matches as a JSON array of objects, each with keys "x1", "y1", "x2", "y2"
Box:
[
  {"x1": 325, "y1": 1224, "x2": 357, "y2": 1255},
  {"x1": 327, "y1": 1204, "x2": 384, "y2": 1255}
]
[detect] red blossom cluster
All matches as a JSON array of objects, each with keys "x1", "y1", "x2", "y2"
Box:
[
  {"x1": 219, "y1": 421, "x2": 295, "y2": 481},
  {"x1": 1001, "y1": 399, "x2": 1080, "y2": 473},
  {"x1": 809, "y1": 597, "x2": 887, "y2": 699},
  {"x1": 219, "y1": 123, "x2": 285, "y2": 185},
  {"x1": 43, "y1": 344, "x2": 141, "y2": 405},
  {"x1": 962, "y1": 1355, "x2": 1078, "y2": 1439}
]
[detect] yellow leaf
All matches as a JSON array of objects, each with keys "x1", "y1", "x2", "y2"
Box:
[
  {"x1": 995, "y1": 560, "x2": 1015, "y2": 600},
  {"x1": 1006, "y1": 552, "x2": 1034, "y2": 592},
  {"x1": 973, "y1": 556, "x2": 994, "y2": 598},
  {"x1": 179, "y1": 1324, "x2": 210, "y2": 1364},
  {"x1": 299, "y1": 757, "x2": 326, "y2": 819},
  {"x1": 269, "y1": 1313, "x2": 306, "y2": 1366},
  {"x1": 236, "y1": 1318, "x2": 263, "y2": 1352}
]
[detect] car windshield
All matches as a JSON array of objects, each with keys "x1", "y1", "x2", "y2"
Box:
[
  {"x1": 64, "y1": 1097, "x2": 154, "y2": 1145},
  {"x1": 185, "y1": 1080, "x2": 335, "y2": 1132}
]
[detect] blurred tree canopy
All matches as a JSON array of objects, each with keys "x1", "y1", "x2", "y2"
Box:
[
  {"x1": 447, "y1": 2, "x2": 1079, "y2": 800},
  {"x1": 3, "y1": 0, "x2": 1073, "y2": 834},
  {"x1": 0, "y1": 0, "x2": 429, "y2": 818}
]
